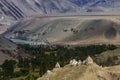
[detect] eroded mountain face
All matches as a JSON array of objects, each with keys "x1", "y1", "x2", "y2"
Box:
[
  {"x1": 0, "y1": 0, "x2": 120, "y2": 20},
  {"x1": 0, "y1": 0, "x2": 120, "y2": 34}
]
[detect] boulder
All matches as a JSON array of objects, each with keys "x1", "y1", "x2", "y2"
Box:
[
  {"x1": 46, "y1": 70, "x2": 52, "y2": 74},
  {"x1": 77, "y1": 60, "x2": 82, "y2": 66},
  {"x1": 70, "y1": 59, "x2": 78, "y2": 66},
  {"x1": 55, "y1": 62, "x2": 60, "y2": 68},
  {"x1": 85, "y1": 56, "x2": 94, "y2": 65}
]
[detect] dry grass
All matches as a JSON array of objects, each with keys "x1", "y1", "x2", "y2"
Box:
[{"x1": 38, "y1": 63, "x2": 120, "y2": 80}]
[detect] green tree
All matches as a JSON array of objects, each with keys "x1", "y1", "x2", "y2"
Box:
[{"x1": 1, "y1": 60, "x2": 16, "y2": 78}]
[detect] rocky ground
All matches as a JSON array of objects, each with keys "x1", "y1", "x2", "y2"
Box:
[{"x1": 38, "y1": 56, "x2": 120, "y2": 80}]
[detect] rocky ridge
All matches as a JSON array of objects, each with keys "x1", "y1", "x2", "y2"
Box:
[{"x1": 38, "y1": 56, "x2": 120, "y2": 80}]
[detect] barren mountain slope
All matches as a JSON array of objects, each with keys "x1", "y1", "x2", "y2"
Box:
[
  {"x1": 4, "y1": 15, "x2": 120, "y2": 45},
  {"x1": 0, "y1": 35, "x2": 18, "y2": 64},
  {"x1": 0, "y1": 0, "x2": 120, "y2": 20},
  {"x1": 0, "y1": 35, "x2": 17, "y2": 49},
  {"x1": 1, "y1": 0, "x2": 120, "y2": 34}
]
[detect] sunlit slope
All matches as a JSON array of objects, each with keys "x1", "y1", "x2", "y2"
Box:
[
  {"x1": 38, "y1": 62, "x2": 120, "y2": 80},
  {"x1": 4, "y1": 15, "x2": 120, "y2": 45}
]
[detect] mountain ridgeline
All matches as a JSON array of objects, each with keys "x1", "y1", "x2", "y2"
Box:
[
  {"x1": 0, "y1": 0, "x2": 120, "y2": 20},
  {"x1": 0, "y1": 0, "x2": 120, "y2": 34}
]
